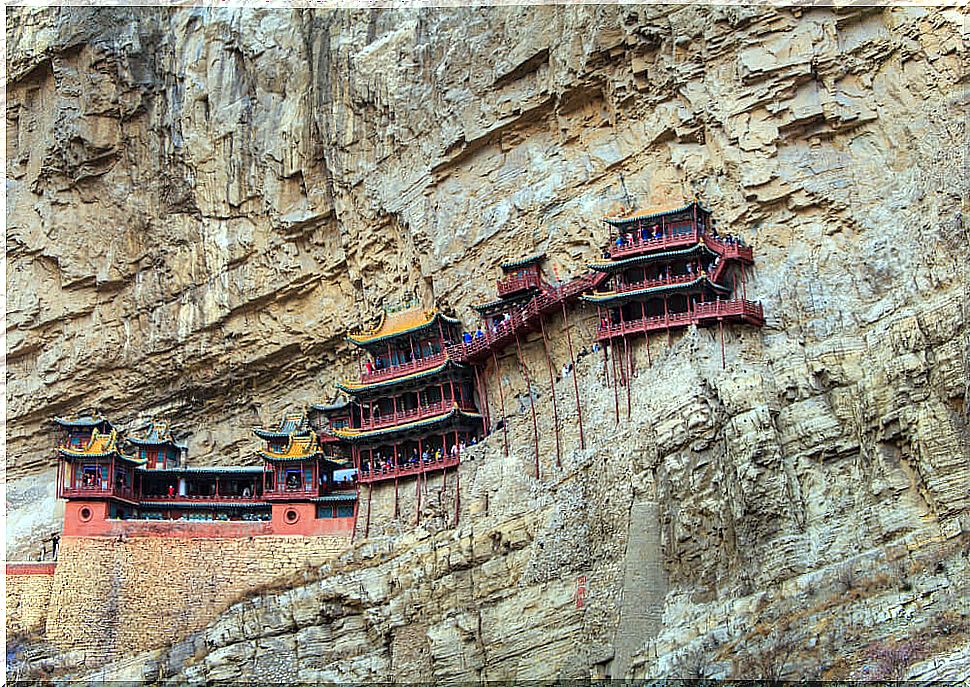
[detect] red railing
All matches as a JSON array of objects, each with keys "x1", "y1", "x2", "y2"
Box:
[
  {"x1": 497, "y1": 272, "x2": 543, "y2": 297},
  {"x1": 603, "y1": 272, "x2": 698, "y2": 296},
  {"x1": 694, "y1": 299, "x2": 764, "y2": 323},
  {"x1": 702, "y1": 235, "x2": 754, "y2": 263},
  {"x1": 594, "y1": 299, "x2": 764, "y2": 340},
  {"x1": 608, "y1": 224, "x2": 699, "y2": 259},
  {"x1": 357, "y1": 400, "x2": 477, "y2": 432},
  {"x1": 59, "y1": 484, "x2": 137, "y2": 501},
  {"x1": 139, "y1": 494, "x2": 264, "y2": 503},
  {"x1": 447, "y1": 272, "x2": 608, "y2": 364},
  {"x1": 359, "y1": 351, "x2": 446, "y2": 384},
  {"x1": 357, "y1": 454, "x2": 460, "y2": 484}
]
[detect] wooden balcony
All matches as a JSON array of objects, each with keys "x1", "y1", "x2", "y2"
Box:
[
  {"x1": 358, "y1": 400, "x2": 477, "y2": 431},
  {"x1": 608, "y1": 223, "x2": 699, "y2": 259},
  {"x1": 360, "y1": 351, "x2": 446, "y2": 384},
  {"x1": 594, "y1": 299, "x2": 764, "y2": 340},
  {"x1": 496, "y1": 272, "x2": 542, "y2": 297},
  {"x1": 59, "y1": 484, "x2": 137, "y2": 502},
  {"x1": 357, "y1": 454, "x2": 460, "y2": 484},
  {"x1": 446, "y1": 271, "x2": 607, "y2": 364},
  {"x1": 139, "y1": 495, "x2": 265, "y2": 505},
  {"x1": 702, "y1": 235, "x2": 754, "y2": 263},
  {"x1": 606, "y1": 272, "x2": 698, "y2": 296}
]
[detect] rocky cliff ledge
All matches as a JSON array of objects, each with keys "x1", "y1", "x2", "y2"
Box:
[{"x1": 6, "y1": 4, "x2": 968, "y2": 680}]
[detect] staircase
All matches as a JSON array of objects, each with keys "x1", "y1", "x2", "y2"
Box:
[{"x1": 446, "y1": 272, "x2": 608, "y2": 364}]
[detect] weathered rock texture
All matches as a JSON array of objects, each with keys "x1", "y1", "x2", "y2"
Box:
[
  {"x1": 6, "y1": 3, "x2": 969, "y2": 681},
  {"x1": 43, "y1": 535, "x2": 348, "y2": 665},
  {"x1": 5, "y1": 568, "x2": 55, "y2": 638}
]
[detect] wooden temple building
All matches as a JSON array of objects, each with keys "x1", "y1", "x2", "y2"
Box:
[
  {"x1": 52, "y1": 199, "x2": 763, "y2": 539},
  {"x1": 54, "y1": 414, "x2": 356, "y2": 536},
  {"x1": 329, "y1": 306, "x2": 484, "y2": 532},
  {"x1": 583, "y1": 201, "x2": 764, "y2": 363}
]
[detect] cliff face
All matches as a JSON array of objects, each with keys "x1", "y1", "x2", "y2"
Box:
[{"x1": 6, "y1": 4, "x2": 969, "y2": 680}]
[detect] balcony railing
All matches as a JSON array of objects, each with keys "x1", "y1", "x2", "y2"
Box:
[
  {"x1": 608, "y1": 223, "x2": 700, "y2": 259},
  {"x1": 594, "y1": 299, "x2": 764, "y2": 340},
  {"x1": 702, "y1": 235, "x2": 754, "y2": 262},
  {"x1": 496, "y1": 272, "x2": 542, "y2": 297},
  {"x1": 357, "y1": 454, "x2": 460, "y2": 484},
  {"x1": 604, "y1": 272, "x2": 699, "y2": 296},
  {"x1": 694, "y1": 299, "x2": 764, "y2": 323},
  {"x1": 358, "y1": 400, "x2": 477, "y2": 432},
  {"x1": 446, "y1": 271, "x2": 608, "y2": 364},
  {"x1": 59, "y1": 484, "x2": 137, "y2": 501},
  {"x1": 360, "y1": 351, "x2": 446, "y2": 384}
]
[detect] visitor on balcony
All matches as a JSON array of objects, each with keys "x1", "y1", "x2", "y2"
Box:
[
  {"x1": 475, "y1": 327, "x2": 484, "y2": 339},
  {"x1": 365, "y1": 360, "x2": 373, "y2": 374}
]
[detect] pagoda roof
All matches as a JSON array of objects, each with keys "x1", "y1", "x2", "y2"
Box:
[
  {"x1": 127, "y1": 420, "x2": 187, "y2": 449},
  {"x1": 500, "y1": 253, "x2": 545, "y2": 271},
  {"x1": 346, "y1": 307, "x2": 460, "y2": 347},
  {"x1": 253, "y1": 413, "x2": 309, "y2": 440},
  {"x1": 335, "y1": 360, "x2": 463, "y2": 395},
  {"x1": 313, "y1": 492, "x2": 358, "y2": 503},
  {"x1": 258, "y1": 431, "x2": 322, "y2": 462},
  {"x1": 331, "y1": 404, "x2": 482, "y2": 443},
  {"x1": 58, "y1": 429, "x2": 146, "y2": 465},
  {"x1": 309, "y1": 400, "x2": 352, "y2": 414},
  {"x1": 588, "y1": 243, "x2": 717, "y2": 272},
  {"x1": 580, "y1": 276, "x2": 729, "y2": 306},
  {"x1": 471, "y1": 290, "x2": 537, "y2": 314},
  {"x1": 604, "y1": 200, "x2": 709, "y2": 227},
  {"x1": 53, "y1": 415, "x2": 113, "y2": 430}
]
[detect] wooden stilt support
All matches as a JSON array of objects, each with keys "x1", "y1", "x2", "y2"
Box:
[
  {"x1": 610, "y1": 339, "x2": 620, "y2": 425},
  {"x1": 364, "y1": 483, "x2": 372, "y2": 538},
  {"x1": 720, "y1": 318, "x2": 726, "y2": 369},
  {"x1": 453, "y1": 468, "x2": 461, "y2": 528},
  {"x1": 561, "y1": 299, "x2": 584, "y2": 450},
  {"x1": 538, "y1": 310, "x2": 561, "y2": 467},
  {"x1": 623, "y1": 335, "x2": 632, "y2": 420},
  {"x1": 351, "y1": 448, "x2": 360, "y2": 542},
  {"x1": 514, "y1": 330, "x2": 540, "y2": 480},
  {"x1": 416, "y1": 470, "x2": 422, "y2": 524},
  {"x1": 473, "y1": 363, "x2": 489, "y2": 435},
  {"x1": 492, "y1": 348, "x2": 509, "y2": 457},
  {"x1": 394, "y1": 476, "x2": 399, "y2": 519}
]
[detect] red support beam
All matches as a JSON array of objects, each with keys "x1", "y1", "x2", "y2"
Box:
[
  {"x1": 514, "y1": 330, "x2": 540, "y2": 480},
  {"x1": 561, "y1": 299, "x2": 584, "y2": 450},
  {"x1": 537, "y1": 308, "x2": 561, "y2": 468}
]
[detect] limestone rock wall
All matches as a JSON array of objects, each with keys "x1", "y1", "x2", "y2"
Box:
[{"x1": 6, "y1": 3, "x2": 969, "y2": 680}]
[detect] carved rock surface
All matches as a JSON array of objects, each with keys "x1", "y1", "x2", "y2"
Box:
[{"x1": 6, "y1": 4, "x2": 969, "y2": 680}]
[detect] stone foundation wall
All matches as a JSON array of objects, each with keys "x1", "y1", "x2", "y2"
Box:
[
  {"x1": 44, "y1": 535, "x2": 351, "y2": 662},
  {"x1": 6, "y1": 563, "x2": 56, "y2": 637}
]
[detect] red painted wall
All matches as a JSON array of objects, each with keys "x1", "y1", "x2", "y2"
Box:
[
  {"x1": 6, "y1": 562, "x2": 57, "y2": 575},
  {"x1": 61, "y1": 499, "x2": 353, "y2": 537},
  {"x1": 270, "y1": 503, "x2": 355, "y2": 535}
]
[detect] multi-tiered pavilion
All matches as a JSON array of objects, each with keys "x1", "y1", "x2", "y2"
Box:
[
  {"x1": 582, "y1": 200, "x2": 764, "y2": 360},
  {"x1": 334, "y1": 305, "x2": 483, "y2": 486}
]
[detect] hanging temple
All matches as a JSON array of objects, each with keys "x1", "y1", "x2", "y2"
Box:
[{"x1": 53, "y1": 201, "x2": 763, "y2": 539}]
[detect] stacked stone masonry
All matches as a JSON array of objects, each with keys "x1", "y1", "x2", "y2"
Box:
[
  {"x1": 43, "y1": 536, "x2": 350, "y2": 661},
  {"x1": 6, "y1": 565, "x2": 56, "y2": 638}
]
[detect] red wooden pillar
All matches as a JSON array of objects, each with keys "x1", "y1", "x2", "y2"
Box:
[
  {"x1": 491, "y1": 348, "x2": 509, "y2": 457},
  {"x1": 515, "y1": 330, "x2": 540, "y2": 480},
  {"x1": 561, "y1": 299, "x2": 584, "y2": 450},
  {"x1": 538, "y1": 311, "x2": 561, "y2": 467}
]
